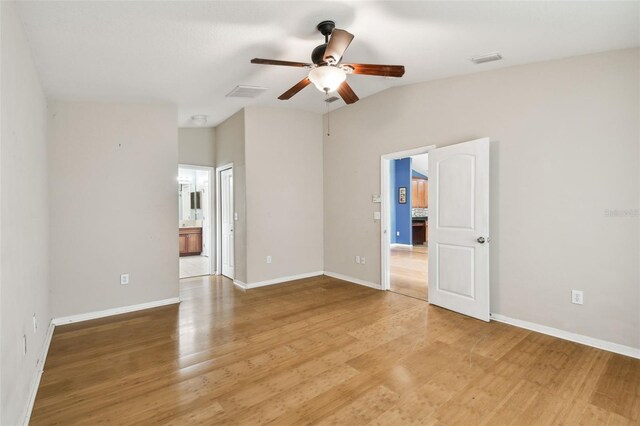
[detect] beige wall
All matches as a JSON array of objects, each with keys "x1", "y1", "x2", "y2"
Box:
[
  {"x1": 244, "y1": 107, "x2": 324, "y2": 284},
  {"x1": 48, "y1": 101, "x2": 179, "y2": 318},
  {"x1": 215, "y1": 109, "x2": 247, "y2": 283},
  {"x1": 323, "y1": 48, "x2": 639, "y2": 349},
  {"x1": 1, "y1": 3, "x2": 51, "y2": 424},
  {"x1": 178, "y1": 127, "x2": 215, "y2": 167}
]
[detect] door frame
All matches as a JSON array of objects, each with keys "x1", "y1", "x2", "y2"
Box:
[
  {"x1": 178, "y1": 164, "x2": 214, "y2": 276},
  {"x1": 215, "y1": 163, "x2": 234, "y2": 277},
  {"x1": 380, "y1": 145, "x2": 435, "y2": 291}
]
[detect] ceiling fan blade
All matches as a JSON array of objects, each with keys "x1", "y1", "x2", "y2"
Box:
[
  {"x1": 336, "y1": 81, "x2": 359, "y2": 104},
  {"x1": 344, "y1": 63, "x2": 405, "y2": 78},
  {"x1": 278, "y1": 77, "x2": 311, "y2": 100},
  {"x1": 251, "y1": 58, "x2": 311, "y2": 68},
  {"x1": 323, "y1": 29, "x2": 354, "y2": 64}
]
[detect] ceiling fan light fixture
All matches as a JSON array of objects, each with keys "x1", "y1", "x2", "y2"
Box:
[{"x1": 308, "y1": 66, "x2": 346, "y2": 93}]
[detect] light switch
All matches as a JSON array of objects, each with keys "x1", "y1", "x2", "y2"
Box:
[{"x1": 373, "y1": 211, "x2": 381, "y2": 220}]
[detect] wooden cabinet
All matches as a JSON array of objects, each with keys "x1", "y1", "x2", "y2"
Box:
[
  {"x1": 411, "y1": 178, "x2": 428, "y2": 208},
  {"x1": 412, "y1": 219, "x2": 428, "y2": 245},
  {"x1": 179, "y1": 227, "x2": 202, "y2": 257}
]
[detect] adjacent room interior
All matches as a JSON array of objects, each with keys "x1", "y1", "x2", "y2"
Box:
[
  {"x1": 2, "y1": 1, "x2": 639, "y2": 425},
  {"x1": 178, "y1": 165, "x2": 213, "y2": 279},
  {"x1": 388, "y1": 153, "x2": 430, "y2": 301}
]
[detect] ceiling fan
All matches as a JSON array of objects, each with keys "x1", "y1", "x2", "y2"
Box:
[{"x1": 251, "y1": 20, "x2": 405, "y2": 105}]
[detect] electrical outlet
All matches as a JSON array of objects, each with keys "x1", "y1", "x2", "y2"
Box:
[
  {"x1": 396, "y1": 231, "x2": 400, "y2": 237},
  {"x1": 355, "y1": 256, "x2": 361, "y2": 264},
  {"x1": 266, "y1": 256, "x2": 272, "y2": 264},
  {"x1": 373, "y1": 211, "x2": 381, "y2": 220},
  {"x1": 571, "y1": 290, "x2": 584, "y2": 305},
  {"x1": 361, "y1": 257, "x2": 366, "y2": 265},
  {"x1": 32, "y1": 314, "x2": 37, "y2": 333},
  {"x1": 120, "y1": 274, "x2": 130, "y2": 285}
]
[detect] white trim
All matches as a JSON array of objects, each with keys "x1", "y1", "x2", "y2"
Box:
[
  {"x1": 21, "y1": 321, "x2": 55, "y2": 426},
  {"x1": 215, "y1": 163, "x2": 234, "y2": 279},
  {"x1": 390, "y1": 243, "x2": 413, "y2": 249},
  {"x1": 52, "y1": 298, "x2": 181, "y2": 326},
  {"x1": 381, "y1": 145, "x2": 436, "y2": 160},
  {"x1": 323, "y1": 271, "x2": 382, "y2": 290},
  {"x1": 381, "y1": 145, "x2": 436, "y2": 291},
  {"x1": 233, "y1": 279, "x2": 247, "y2": 289},
  {"x1": 179, "y1": 164, "x2": 215, "y2": 276},
  {"x1": 244, "y1": 271, "x2": 324, "y2": 289},
  {"x1": 491, "y1": 313, "x2": 640, "y2": 360}
]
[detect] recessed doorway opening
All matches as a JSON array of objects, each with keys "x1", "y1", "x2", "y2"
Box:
[
  {"x1": 380, "y1": 138, "x2": 491, "y2": 322},
  {"x1": 178, "y1": 164, "x2": 214, "y2": 279},
  {"x1": 381, "y1": 147, "x2": 432, "y2": 301}
]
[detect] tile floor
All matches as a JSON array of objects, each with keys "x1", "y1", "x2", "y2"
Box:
[{"x1": 179, "y1": 255, "x2": 210, "y2": 279}]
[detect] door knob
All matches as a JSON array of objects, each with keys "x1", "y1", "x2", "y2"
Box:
[{"x1": 477, "y1": 237, "x2": 486, "y2": 244}]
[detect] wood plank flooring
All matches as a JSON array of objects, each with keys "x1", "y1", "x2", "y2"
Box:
[
  {"x1": 390, "y1": 245, "x2": 428, "y2": 301},
  {"x1": 31, "y1": 275, "x2": 639, "y2": 425}
]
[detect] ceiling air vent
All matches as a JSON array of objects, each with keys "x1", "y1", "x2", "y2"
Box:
[
  {"x1": 470, "y1": 52, "x2": 502, "y2": 64},
  {"x1": 226, "y1": 85, "x2": 268, "y2": 98},
  {"x1": 324, "y1": 96, "x2": 340, "y2": 103}
]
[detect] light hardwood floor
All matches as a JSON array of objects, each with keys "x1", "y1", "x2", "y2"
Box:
[
  {"x1": 31, "y1": 275, "x2": 639, "y2": 425},
  {"x1": 390, "y1": 245, "x2": 428, "y2": 301}
]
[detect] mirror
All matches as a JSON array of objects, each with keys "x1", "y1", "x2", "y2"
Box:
[{"x1": 178, "y1": 167, "x2": 209, "y2": 227}]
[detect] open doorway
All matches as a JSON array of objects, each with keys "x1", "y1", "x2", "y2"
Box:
[
  {"x1": 381, "y1": 138, "x2": 491, "y2": 322},
  {"x1": 382, "y1": 149, "x2": 431, "y2": 300},
  {"x1": 216, "y1": 164, "x2": 234, "y2": 280},
  {"x1": 178, "y1": 165, "x2": 214, "y2": 279}
]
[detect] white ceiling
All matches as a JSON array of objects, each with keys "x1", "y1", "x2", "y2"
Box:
[
  {"x1": 16, "y1": 1, "x2": 639, "y2": 127},
  {"x1": 411, "y1": 153, "x2": 429, "y2": 177}
]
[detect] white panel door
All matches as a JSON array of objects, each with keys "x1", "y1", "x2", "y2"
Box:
[
  {"x1": 220, "y1": 168, "x2": 234, "y2": 279},
  {"x1": 428, "y1": 138, "x2": 490, "y2": 321}
]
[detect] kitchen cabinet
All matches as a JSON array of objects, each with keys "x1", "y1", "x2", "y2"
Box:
[
  {"x1": 412, "y1": 219, "x2": 428, "y2": 245},
  {"x1": 179, "y1": 227, "x2": 202, "y2": 257},
  {"x1": 411, "y1": 178, "x2": 428, "y2": 208}
]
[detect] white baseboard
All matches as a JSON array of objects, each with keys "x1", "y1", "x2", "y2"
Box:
[
  {"x1": 52, "y1": 297, "x2": 181, "y2": 326},
  {"x1": 390, "y1": 243, "x2": 413, "y2": 249},
  {"x1": 244, "y1": 271, "x2": 324, "y2": 289},
  {"x1": 233, "y1": 279, "x2": 247, "y2": 290},
  {"x1": 491, "y1": 313, "x2": 640, "y2": 360},
  {"x1": 323, "y1": 271, "x2": 382, "y2": 290},
  {"x1": 22, "y1": 321, "x2": 55, "y2": 426}
]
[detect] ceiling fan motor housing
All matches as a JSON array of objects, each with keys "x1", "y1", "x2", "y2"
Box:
[
  {"x1": 311, "y1": 44, "x2": 327, "y2": 64},
  {"x1": 312, "y1": 21, "x2": 335, "y2": 64}
]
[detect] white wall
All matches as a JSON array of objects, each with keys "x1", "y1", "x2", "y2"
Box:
[
  {"x1": 48, "y1": 101, "x2": 179, "y2": 318},
  {"x1": 178, "y1": 127, "x2": 215, "y2": 167},
  {"x1": 215, "y1": 109, "x2": 247, "y2": 283},
  {"x1": 323, "y1": 48, "x2": 639, "y2": 349},
  {"x1": 1, "y1": 2, "x2": 51, "y2": 424},
  {"x1": 244, "y1": 107, "x2": 324, "y2": 284}
]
